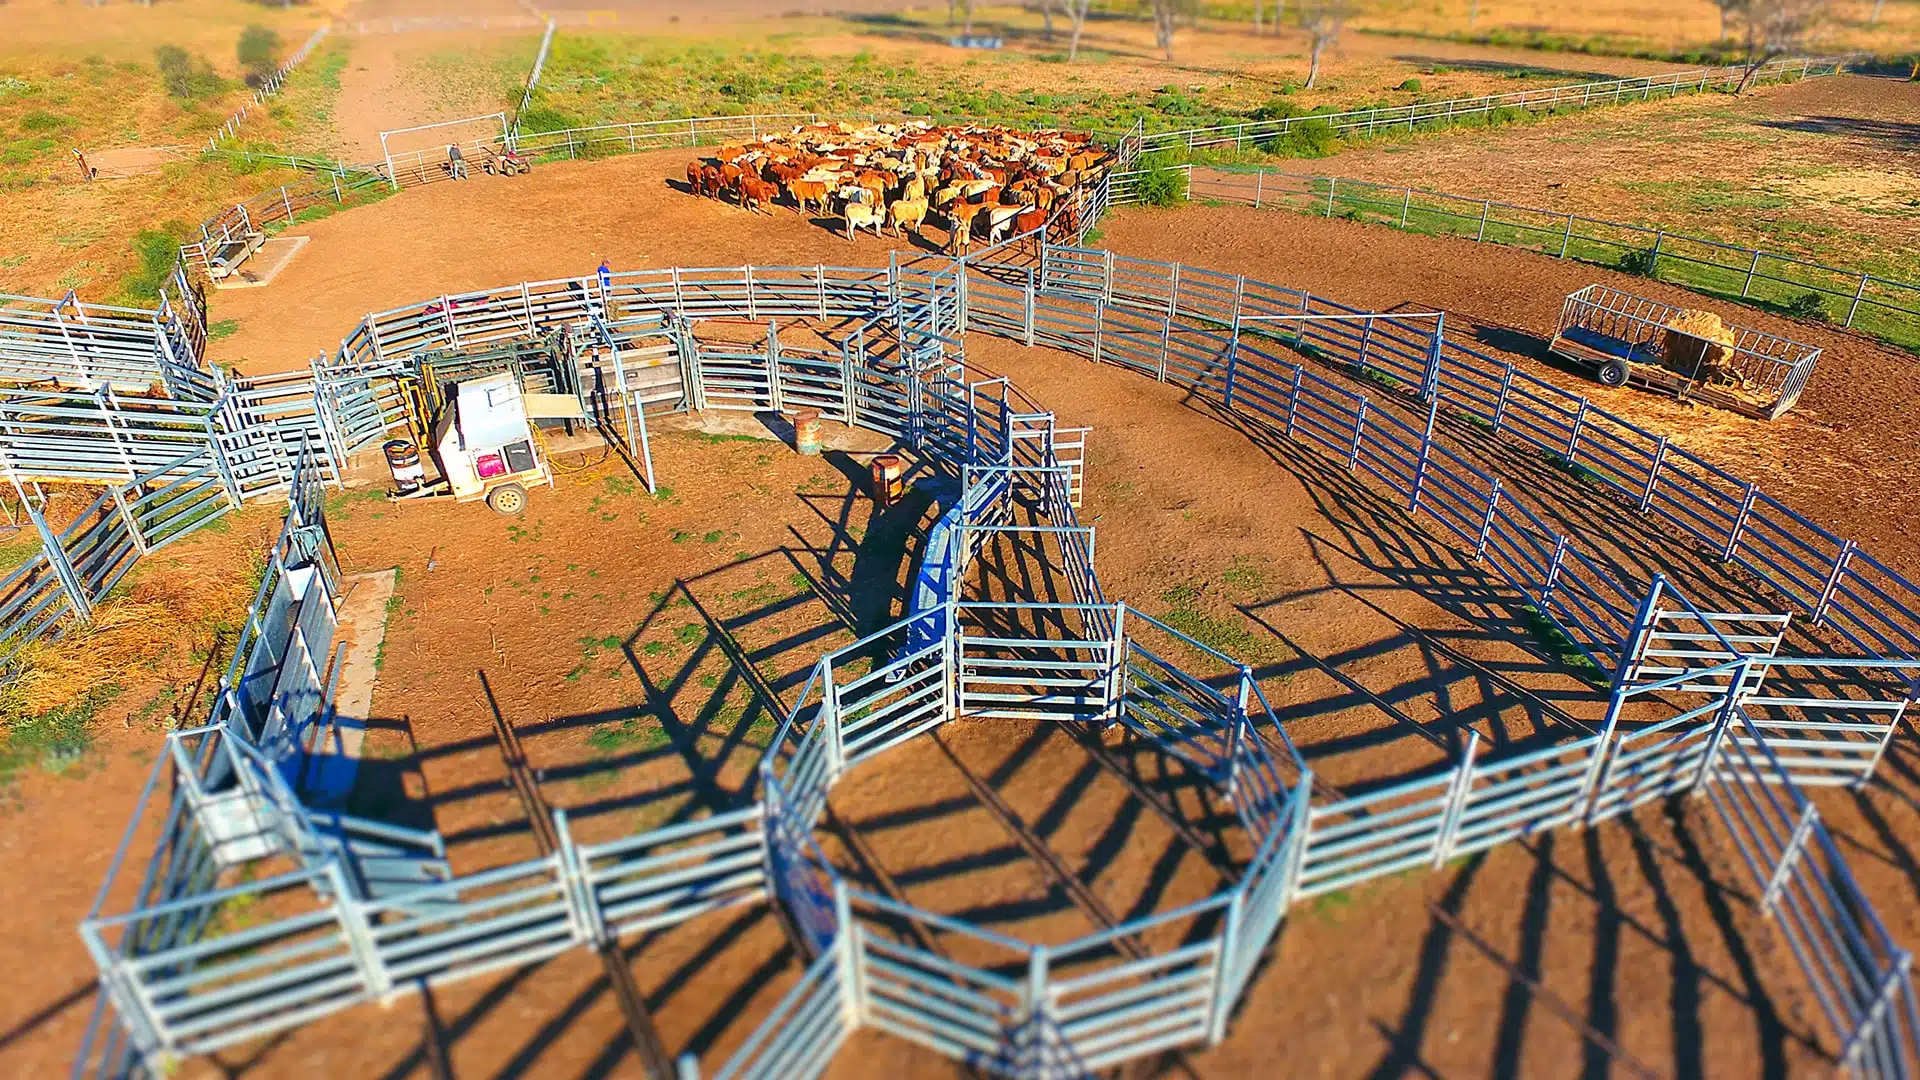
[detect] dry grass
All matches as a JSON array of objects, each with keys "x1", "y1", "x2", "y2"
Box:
[{"x1": 1352, "y1": 0, "x2": 1916, "y2": 55}]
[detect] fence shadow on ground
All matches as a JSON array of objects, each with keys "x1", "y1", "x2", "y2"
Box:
[{"x1": 1756, "y1": 116, "x2": 1920, "y2": 151}]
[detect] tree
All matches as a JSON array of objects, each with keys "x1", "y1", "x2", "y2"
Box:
[
  {"x1": 236, "y1": 25, "x2": 282, "y2": 86},
  {"x1": 1735, "y1": 0, "x2": 1824, "y2": 93},
  {"x1": 1068, "y1": 0, "x2": 1093, "y2": 59},
  {"x1": 1038, "y1": 0, "x2": 1056, "y2": 41},
  {"x1": 1299, "y1": 0, "x2": 1353, "y2": 89},
  {"x1": 1710, "y1": 0, "x2": 1751, "y2": 40},
  {"x1": 155, "y1": 44, "x2": 223, "y2": 100},
  {"x1": 1149, "y1": 0, "x2": 1180, "y2": 60}
]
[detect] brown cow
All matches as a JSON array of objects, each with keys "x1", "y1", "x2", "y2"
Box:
[
  {"x1": 686, "y1": 159, "x2": 704, "y2": 195},
  {"x1": 786, "y1": 178, "x2": 831, "y2": 215},
  {"x1": 700, "y1": 164, "x2": 724, "y2": 199},
  {"x1": 738, "y1": 176, "x2": 777, "y2": 214}
]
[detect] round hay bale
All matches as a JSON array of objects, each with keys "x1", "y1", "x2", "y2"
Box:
[{"x1": 1662, "y1": 308, "x2": 1739, "y2": 384}]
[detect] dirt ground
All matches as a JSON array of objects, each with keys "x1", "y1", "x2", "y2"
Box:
[
  {"x1": 9, "y1": 96, "x2": 1920, "y2": 1079},
  {"x1": 1094, "y1": 200, "x2": 1920, "y2": 581},
  {"x1": 202, "y1": 142, "x2": 1920, "y2": 578},
  {"x1": 1303, "y1": 74, "x2": 1920, "y2": 281},
  {"x1": 2, "y1": 352, "x2": 1815, "y2": 1080}
]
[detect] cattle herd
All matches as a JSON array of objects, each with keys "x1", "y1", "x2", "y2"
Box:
[{"x1": 683, "y1": 121, "x2": 1115, "y2": 250}]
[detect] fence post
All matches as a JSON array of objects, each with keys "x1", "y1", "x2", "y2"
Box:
[
  {"x1": 1276, "y1": 773, "x2": 1314, "y2": 908},
  {"x1": 1813, "y1": 540, "x2": 1856, "y2": 627},
  {"x1": 1722, "y1": 482, "x2": 1758, "y2": 561},
  {"x1": 1741, "y1": 249, "x2": 1762, "y2": 298},
  {"x1": 1638, "y1": 436, "x2": 1668, "y2": 512},
  {"x1": 25, "y1": 497, "x2": 90, "y2": 622},
  {"x1": 551, "y1": 809, "x2": 609, "y2": 945},
  {"x1": 1493, "y1": 363, "x2": 1514, "y2": 433},
  {"x1": 822, "y1": 662, "x2": 844, "y2": 776},
  {"x1": 1105, "y1": 602, "x2": 1129, "y2": 720},
  {"x1": 1254, "y1": 169, "x2": 1263, "y2": 209},
  {"x1": 1845, "y1": 272, "x2": 1870, "y2": 328},
  {"x1": 1022, "y1": 946, "x2": 1053, "y2": 1072},
  {"x1": 203, "y1": 411, "x2": 244, "y2": 508},
  {"x1": 1430, "y1": 729, "x2": 1480, "y2": 870},
  {"x1": 1157, "y1": 317, "x2": 1171, "y2": 383},
  {"x1": 331, "y1": 172, "x2": 342, "y2": 204},
  {"x1": 1542, "y1": 534, "x2": 1570, "y2": 605},
  {"x1": 1649, "y1": 231, "x2": 1664, "y2": 276},
  {"x1": 326, "y1": 862, "x2": 392, "y2": 999},
  {"x1": 110, "y1": 485, "x2": 147, "y2": 556},
  {"x1": 1474, "y1": 479, "x2": 1502, "y2": 562},
  {"x1": 1420, "y1": 312, "x2": 1444, "y2": 401},
  {"x1": 1224, "y1": 287, "x2": 1242, "y2": 410},
  {"x1": 1841, "y1": 953, "x2": 1916, "y2": 1074},
  {"x1": 833, "y1": 880, "x2": 866, "y2": 1026},
  {"x1": 1325, "y1": 177, "x2": 1336, "y2": 217},
  {"x1": 1285, "y1": 366, "x2": 1302, "y2": 438},
  {"x1": 1208, "y1": 889, "x2": 1245, "y2": 1044},
  {"x1": 1559, "y1": 214, "x2": 1574, "y2": 258},
  {"x1": 1565, "y1": 398, "x2": 1587, "y2": 461},
  {"x1": 1475, "y1": 200, "x2": 1490, "y2": 242},
  {"x1": 1409, "y1": 396, "x2": 1438, "y2": 515},
  {"x1": 1346, "y1": 400, "x2": 1367, "y2": 472},
  {"x1": 1760, "y1": 802, "x2": 1821, "y2": 915},
  {"x1": 282, "y1": 186, "x2": 294, "y2": 224},
  {"x1": 1691, "y1": 660, "x2": 1750, "y2": 792},
  {"x1": 1024, "y1": 267, "x2": 1036, "y2": 346}
]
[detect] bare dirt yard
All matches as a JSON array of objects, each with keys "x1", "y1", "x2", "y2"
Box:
[
  {"x1": 1095, "y1": 201, "x2": 1920, "y2": 582},
  {"x1": 9, "y1": 353, "x2": 1834, "y2": 1079},
  {"x1": 12, "y1": 98, "x2": 1920, "y2": 1077},
  {"x1": 1302, "y1": 74, "x2": 1920, "y2": 284}
]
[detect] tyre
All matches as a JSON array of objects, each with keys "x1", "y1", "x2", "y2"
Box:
[
  {"x1": 1597, "y1": 358, "x2": 1630, "y2": 388},
  {"x1": 486, "y1": 482, "x2": 528, "y2": 515}
]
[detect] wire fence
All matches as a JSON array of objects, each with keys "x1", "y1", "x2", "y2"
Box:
[
  {"x1": 1116, "y1": 164, "x2": 1920, "y2": 353},
  {"x1": 204, "y1": 25, "x2": 333, "y2": 151},
  {"x1": 1134, "y1": 55, "x2": 1853, "y2": 156},
  {"x1": 509, "y1": 19, "x2": 558, "y2": 140}
]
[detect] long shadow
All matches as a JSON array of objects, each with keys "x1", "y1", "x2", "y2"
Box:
[
  {"x1": 1389, "y1": 53, "x2": 1641, "y2": 82},
  {"x1": 1659, "y1": 799, "x2": 1804, "y2": 1077},
  {"x1": 1490, "y1": 832, "x2": 1556, "y2": 1078},
  {"x1": 1366, "y1": 853, "x2": 1488, "y2": 1078},
  {"x1": 1756, "y1": 116, "x2": 1920, "y2": 150}
]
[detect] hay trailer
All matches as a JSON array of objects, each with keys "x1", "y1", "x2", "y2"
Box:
[{"x1": 1548, "y1": 284, "x2": 1821, "y2": 420}]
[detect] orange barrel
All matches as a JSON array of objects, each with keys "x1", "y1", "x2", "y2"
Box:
[
  {"x1": 792, "y1": 407, "x2": 823, "y2": 456},
  {"x1": 871, "y1": 454, "x2": 906, "y2": 508}
]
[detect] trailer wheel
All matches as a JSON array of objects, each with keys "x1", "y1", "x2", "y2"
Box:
[
  {"x1": 486, "y1": 483, "x2": 528, "y2": 515},
  {"x1": 1597, "y1": 358, "x2": 1630, "y2": 388}
]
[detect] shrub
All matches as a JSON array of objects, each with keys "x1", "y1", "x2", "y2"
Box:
[
  {"x1": 1261, "y1": 118, "x2": 1339, "y2": 158},
  {"x1": 1133, "y1": 157, "x2": 1187, "y2": 207},
  {"x1": 1617, "y1": 246, "x2": 1658, "y2": 277},
  {"x1": 236, "y1": 25, "x2": 282, "y2": 86},
  {"x1": 1250, "y1": 97, "x2": 1305, "y2": 122},
  {"x1": 18, "y1": 110, "x2": 67, "y2": 132},
  {"x1": 155, "y1": 45, "x2": 223, "y2": 100},
  {"x1": 513, "y1": 104, "x2": 575, "y2": 134},
  {"x1": 117, "y1": 220, "x2": 190, "y2": 307},
  {"x1": 1783, "y1": 291, "x2": 1830, "y2": 321},
  {"x1": 1397, "y1": 78, "x2": 1423, "y2": 92}
]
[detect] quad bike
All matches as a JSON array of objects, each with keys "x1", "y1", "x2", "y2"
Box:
[{"x1": 481, "y1": 146, "x2": 532, "y2": 177}]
